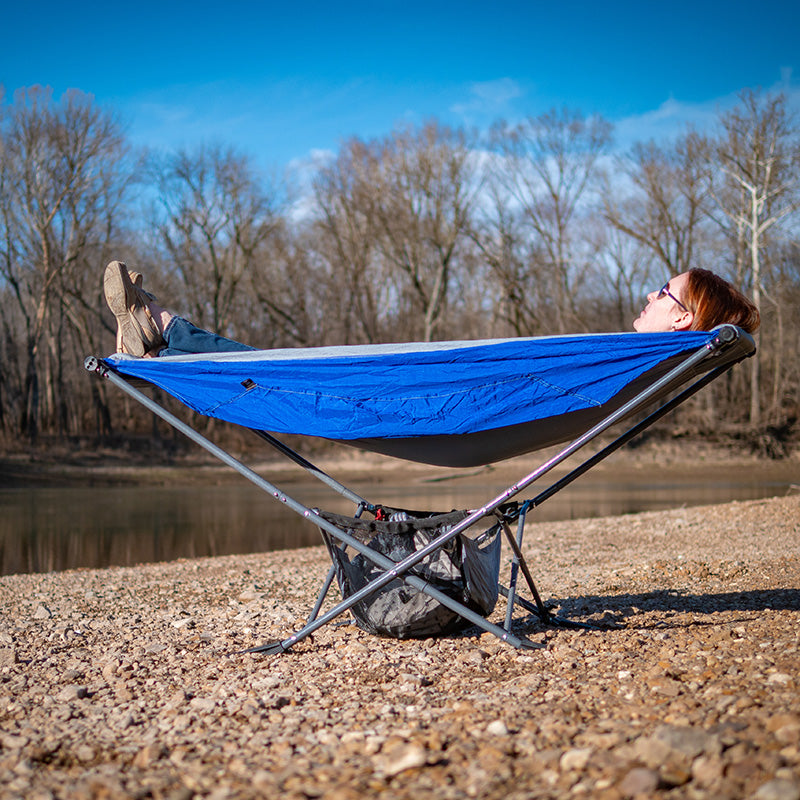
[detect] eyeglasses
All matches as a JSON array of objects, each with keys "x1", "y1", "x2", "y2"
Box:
[{"x1": 657, "y1": 281, "x2": 689, "y2": 312}]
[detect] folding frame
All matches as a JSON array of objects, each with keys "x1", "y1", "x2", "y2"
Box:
[{"x1": 85, "y1": 325, "x2": 755, "y2": 652}]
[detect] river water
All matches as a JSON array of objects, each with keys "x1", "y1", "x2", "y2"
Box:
[{"x1": 2, "y1": 462, "x2": 798, "y2": 576}]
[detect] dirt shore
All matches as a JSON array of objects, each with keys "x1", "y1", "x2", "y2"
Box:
[
  {"x1": 1, "y1": 491, "x2": 799, "y2": 800},
  {"x1": 2, "y1": 436, "x2": 798, "y2": 489}
]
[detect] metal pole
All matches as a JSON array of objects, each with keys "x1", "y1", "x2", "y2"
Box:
[
  {"x1": 503, "y1": 509, "x2": 527, "y2": 631},
  {"x1": 306, "y1": 503, "x2": 365, "y2": 624},
  {"x1": 526, "y1": 361, "x2": 738, "y2": 511},
  {"x1": 252, "y1": 430, "x2": 374, "y2": 511}
]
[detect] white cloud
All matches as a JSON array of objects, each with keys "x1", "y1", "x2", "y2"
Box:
[
  {"x1": 450, "y1": 78, "x2": 524, "y2": 121},
  {"x1": 613, "y1": 95, "x2": 725, "y2": 149},
  {"x1": 613, "y1": 70, "x2": 800, "y2": 151}
]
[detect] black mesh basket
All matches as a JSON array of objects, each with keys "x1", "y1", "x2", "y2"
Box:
[{"x1": 318, "y1": 508, "x2": 502, "y2": 638}]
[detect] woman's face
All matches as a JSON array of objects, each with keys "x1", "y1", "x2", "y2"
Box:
[{"x1": 633, "y1": 272, "x2": 694, "y2": 332}]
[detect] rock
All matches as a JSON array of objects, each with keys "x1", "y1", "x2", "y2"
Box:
[
  {"x1": 189, "y1": 696, "x2": 217, "y2": 713},
  {"x1": 132, "y1": 743, "x2": 166, "y2": 768},
  {"x1": 559, "y1": 747, "x2": 592, "y2": 772},
  {"x1": 113, "y1": 712, "x2": 135, "y2": 730},
  {"x1": 57, "y1": 685, "x2": 88, "y2": 701},
  {"x1": 75, "y1": 744, "x2": 95, "y2": 762},
  {"x1": 376, "y1": 742, "x2": 427, "y2": 776},
  {"x1": 634, "y1": 724, "x2": 716, "y2": 767},
  {"x1": 754, "y1": 778, "x2": 800, "y2": 800},
  {"x1": 691, "y1": 754, "x2": 725, "y2": 785},
  {"x1": 26, "y1": 790, "x2": 54, "y2": 800},
  {"x1": 0, "y1": 647, "x2": 16, "y2": 666},
  {"x1": 33, "y1": 604, "x2": 52, "y2": 620},
  {"x1": 648, "y1": 675, "x2": 681, "y2": 696},
  {"x1": 660, "y1": 761, "x2": 692, "y2": 788},
  {"x1": 486, "y1": 720, "x2": 508, "y2": 736},
  {"x1": 766, "y1": 714, "x2": 800, "y2": 746},
  {"x1": 458, "y1": 649, "x2": 487, "y2": 666},
  {"x1": 319, "y1": 788, "x2": 362, "y2": 800},
  {"x1": 619, "y1": 767, "x2": 660, "y2": 797},
  {"x1": 101, "y1": 660, "x2": 120, "y2": 680},
  {"x1": 166, "y1": 788, "x2": 194, "y2": 800},
  {"x1": 1, "y1": 733, "x2": 29, "y2": 750}
]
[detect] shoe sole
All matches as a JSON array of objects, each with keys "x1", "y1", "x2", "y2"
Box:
[{"x1": 103, "y1": 261, "x2": 147, "y2": 356}]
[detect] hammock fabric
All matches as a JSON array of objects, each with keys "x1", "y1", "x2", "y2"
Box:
[{"x1": 103, "y1": 331, "x2": 720, "y2": 467}]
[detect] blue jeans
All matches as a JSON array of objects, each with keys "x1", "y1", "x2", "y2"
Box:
[{"x1": 158, "y1": 317, "x2": 255, "y2": 356}]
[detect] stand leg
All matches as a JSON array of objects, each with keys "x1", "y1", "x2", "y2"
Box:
[
  {"x1": 307, "y1": 504, "x2": 365, "y2": 624},
  {"x1": 503, "y1": 509, "x2": 527, "y2": 631}
]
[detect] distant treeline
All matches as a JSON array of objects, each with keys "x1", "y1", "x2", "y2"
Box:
[{"x1": 1, "y1": 85, "x2": 798, "y2": 456}]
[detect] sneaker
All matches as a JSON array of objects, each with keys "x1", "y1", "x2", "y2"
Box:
[
  {"x1": 129, "y1": 270, "x2": 157, "y2": 302},
  {"x1": 103, "y1": 261, "x2": 164, "y2": 356}
]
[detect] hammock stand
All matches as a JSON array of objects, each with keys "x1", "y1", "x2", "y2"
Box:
[{"x1": 85, "y1": 325, "x2": 755, "y2": 653}]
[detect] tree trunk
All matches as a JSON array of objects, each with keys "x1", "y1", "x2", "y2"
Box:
[
  {"x1": 22, "y1": 343, "x2": 39, "y2": 443},
  {"x1": 749, "y1": 199, "x2": 761, "y2": 425}
]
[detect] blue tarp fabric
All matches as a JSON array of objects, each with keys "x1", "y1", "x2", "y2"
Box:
[{"x1": 103, "y1": 331, "x2": 713, "y2": 441}]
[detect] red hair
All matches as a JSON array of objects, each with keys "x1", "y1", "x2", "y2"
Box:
[{"x1": 684, "y1": 269, "x2": 760, "y2": 333}]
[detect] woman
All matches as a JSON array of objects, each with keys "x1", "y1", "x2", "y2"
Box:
[
  {"x1": 103, "y1": 260, "x2": 760, "y2": 358},
  {"x1": 632, "y1": 270, "x2": 759, "y2": 334}
]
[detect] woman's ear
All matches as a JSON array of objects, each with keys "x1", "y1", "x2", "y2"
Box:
[{"x1": 671, "y1": 311, "x2": 694, "y2": 331}]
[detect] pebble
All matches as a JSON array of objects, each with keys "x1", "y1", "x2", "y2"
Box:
[
  {"x1": 56, "y1": 685, "x2": 88, "y2": 701},
  {"x1": 619, "y1": 767, "x2": 661, "y2": 796},
  {"x1": 376, "y1": 742, "x2": 428, "y2": 776},
  {"x1": 755, "y1": 778, "x2": 800, "y2": 800},
  {"x1": 485, "y1": 720, "x2": 508, "y2": 736},
  {"x1": 0, "y1": 494, "x2": 797, "y2": 799}
]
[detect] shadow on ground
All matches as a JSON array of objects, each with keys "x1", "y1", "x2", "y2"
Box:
[{"x1": 527, "y1": 587, "x2": 800, "y2": 631}]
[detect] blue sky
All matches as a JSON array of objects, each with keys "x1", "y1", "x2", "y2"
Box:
[{"x1": 2, "y1": 0, "x2": 798, "y2": 171}]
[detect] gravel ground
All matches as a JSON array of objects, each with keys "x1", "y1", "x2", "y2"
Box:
[{"x1": 1, "y1": 493, "x2": 799, "y2": 800}]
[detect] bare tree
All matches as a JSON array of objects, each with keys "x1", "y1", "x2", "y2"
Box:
[
  {"x1": 592, "y1": 218, "x2": 657, "y2": 332},
  {"x1": 596, "y1": 130, "x2": 717, "y2": 337},
  {"x1": 369, "y1": 122, "x2": 482, "y2": 342},
  {"x1": 765, "y1": 241, "x2": 800, "y2": 424},
  {"x1": 488, "y1": 108, "x2": 612, "y2": 334},
  {"x1": 603, "y1": 130, "x2": 713, "y2": 279},
  {"x1": 243, "y1": 220, "x2": 327, "y2": 348},
  {"x1": 471, "y1": 175, "x2": 550, "y2": 336},
  {"x1": 151, "y1": 144, "x2": 280, "y2": 339},
  {"x1": 708, "y1": 89, "x2": 800, "y2": 424},
  {"x1": 0, "y1": 86, "x2": 134, "y2": 440},
  {"x1": 310, "y1": 140, "x2": 388, "y2": 343}
]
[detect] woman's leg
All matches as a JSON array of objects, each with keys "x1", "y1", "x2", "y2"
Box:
[{"x1": 158, "y1": 316, "x2": 255, "y2": 356}]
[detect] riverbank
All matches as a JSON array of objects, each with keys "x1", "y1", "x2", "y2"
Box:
[
  {"x1": 2, "y1": 435, "x2": 798, "y2": 490},
  {"x1": 1, "y1": 494, "x2": 799, "y2": 799}
]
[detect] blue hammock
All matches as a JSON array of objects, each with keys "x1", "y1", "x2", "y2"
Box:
[
  {"x1": 89, "y1": 325, "x2": 755, "y2": 650},
  {"x1": 103, "y1": 330, "x2": 729, "y2": 467}
]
